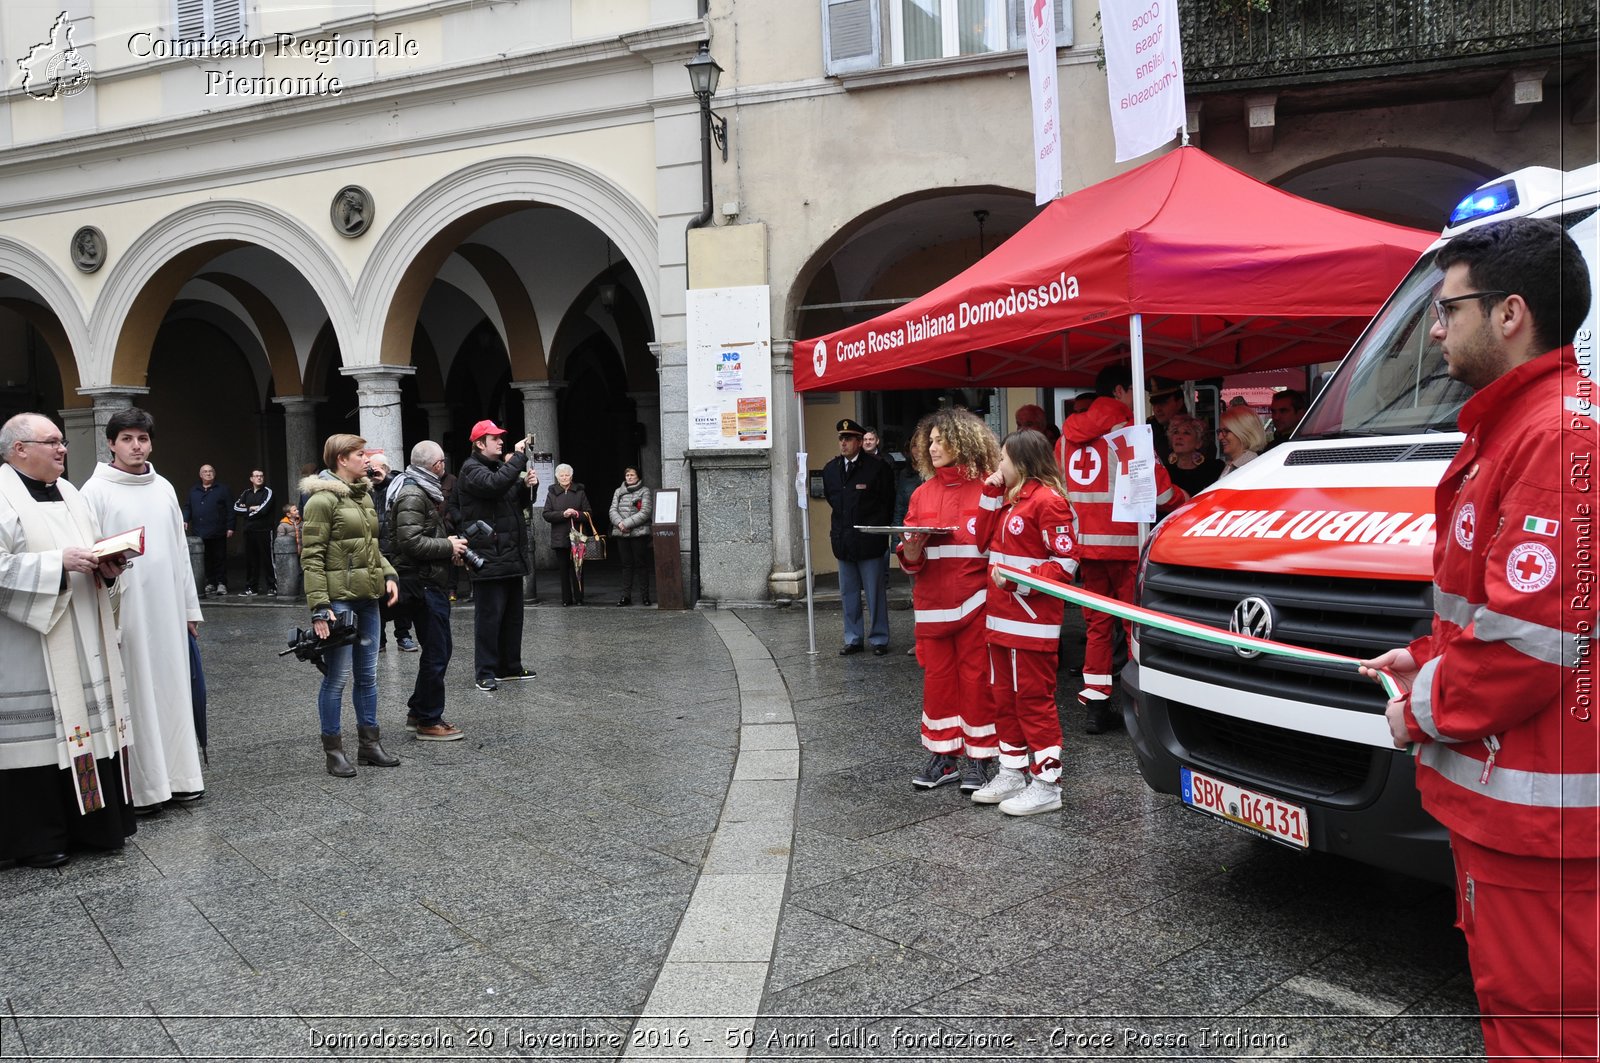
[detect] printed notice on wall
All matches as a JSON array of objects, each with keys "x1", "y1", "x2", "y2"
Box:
[
  {"x1": 687, "y1": 286, "x2": 773, "y2": 450},
  {"x1": 691, "y1": 406, "x2": 723, "y2": 449}
]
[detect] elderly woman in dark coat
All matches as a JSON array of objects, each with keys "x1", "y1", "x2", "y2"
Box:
[{"x1": 541, "y1": 463, "x2": 593, "y2": 606}]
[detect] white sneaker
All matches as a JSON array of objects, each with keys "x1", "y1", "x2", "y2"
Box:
[
  {"x1": 971, "y1": 766, "x2": 1028, "y2": 805},
  {"x1": 999, "y1": 780, "x2": 1062, "y2": 817}
]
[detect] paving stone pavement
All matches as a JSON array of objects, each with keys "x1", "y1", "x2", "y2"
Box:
[{"x1": 0, "y1": 597, "x2": 1483, "y2": 1061}]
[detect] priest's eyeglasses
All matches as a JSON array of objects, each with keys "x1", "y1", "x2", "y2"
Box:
[
  {"x1": 19, "y1": 437, "x2": 68, "y2": 449},
  {"x1": 1432, "y1": 291, "x2": 1507, "y2": 328}
]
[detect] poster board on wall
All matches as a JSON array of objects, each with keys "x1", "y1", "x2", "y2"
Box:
[{"x1": 686, "y1": 285, "x2": 773, "y2": 451}]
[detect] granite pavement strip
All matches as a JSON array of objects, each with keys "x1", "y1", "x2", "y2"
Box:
[{"x1": 0, "y1": 586, "x2": 1487, "y2": 1061}]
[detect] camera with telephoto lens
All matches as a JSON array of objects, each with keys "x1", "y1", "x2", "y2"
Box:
[
  {"x1": 459, "y1": 518, "x2": 491, "y2": 572},
  {"x1": 280, "y1": 616, "x2": 359, "y2": 675}
]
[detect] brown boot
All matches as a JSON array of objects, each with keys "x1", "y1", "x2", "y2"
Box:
[
  {"x1": 322, "y1": 734, "x2": 356, "y2": 777},
  {"x1": 356, "y1": 724, "x2": 400, "y2": 767}
]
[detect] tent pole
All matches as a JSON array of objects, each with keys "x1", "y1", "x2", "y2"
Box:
[
  {"x1": 1130, "y1": 313, "x2": 1150, "y2": 548},
  {"x1": 798, "y1": 390, "x2": 817, "y2": 655}
]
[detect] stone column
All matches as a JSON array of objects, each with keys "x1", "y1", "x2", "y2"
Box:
[
  {"x1": 272, "y1": 395, "x2": 322, "y2": 491},
  {"x1": 419, "y1": 402, "x2": 451, "y2": 450},
  {"x1": 652, "y1": 340, "x2": 691, "y2": 599},
  {"x1": 58, "y1": 407, "x2": 97, "y2": 485},
  {"x1": 511, "y1": 379, "x2": 561, "y2": 574},
  {"x1": 767, "y1": 341, "x2": 804, "y2": 599},
  {"x1": 78, "y1": 386, "x2": 151, "y2": 467},
  {"x1": 627, "y1": 388, "x2": 662, "y2": 487},
  {"x1": 341, "y1": 366, "x2": 414, "y2": 467}
]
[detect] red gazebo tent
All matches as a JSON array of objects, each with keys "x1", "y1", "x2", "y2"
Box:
[
  {"x1": 789, "y1": 147, "x2": 1434, "y2": 649},
  {"x1": 793, "y1": 147, "x2": 1435, "y2": 393}
]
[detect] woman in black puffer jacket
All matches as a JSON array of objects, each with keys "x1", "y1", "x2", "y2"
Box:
[{"x1": 541, "y1": 464, "x2": 593, "y2": 605}]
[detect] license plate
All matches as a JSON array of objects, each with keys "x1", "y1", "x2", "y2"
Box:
[{"x1": 1181, "y1": 766, "x2": 1309, "y2": 849}]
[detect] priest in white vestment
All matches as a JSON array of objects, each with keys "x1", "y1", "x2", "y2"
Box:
[
  {"x1": 0, "y1": 413, "x2": 134, "y2": 869},
  {"x1": 81, "y1": 407, "x2": 206, "y2": 809}
]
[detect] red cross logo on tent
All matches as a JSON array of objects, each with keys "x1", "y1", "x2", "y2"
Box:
[
  {"x1": 1069, "y1": 447, "x2": 1102, "y2": 486},
  {"x1": 1505, "y1": 541, "x2": 1556, "y2": 593},
  {"x1": 1454, "y1": 502, "x2": 1476, "y2": 549}
]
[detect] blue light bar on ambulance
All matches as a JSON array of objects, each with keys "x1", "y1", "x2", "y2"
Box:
[{"x1": 1449, "y1": 181, "x2": 1520, "y2": 226}]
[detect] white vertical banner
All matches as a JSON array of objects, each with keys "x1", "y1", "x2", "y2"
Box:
[
  {"x1": 1101, "y1": 0, "x2": 1187, "y2": 163},
  {"x1": 1026, "y1": 0, "x2": 1062, "y2": 205}
]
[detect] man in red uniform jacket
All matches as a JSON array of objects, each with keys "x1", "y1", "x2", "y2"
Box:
[
  {"x1": 1058, "y1": 365, "x2": 1186, "y2": 734},
  {"x1": 1363, "y1": 216, "x2": 1596, "y2": 1061}
]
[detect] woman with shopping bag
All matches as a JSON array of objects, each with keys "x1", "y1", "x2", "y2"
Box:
[{"x1": 541, "y1": 464, "x2": 593, "y2": 606}]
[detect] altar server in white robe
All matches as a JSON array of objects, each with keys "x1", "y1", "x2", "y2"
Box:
[
  {"x1": 82, "y1": 407, "x2": 206, "y2": 810},
  {"x1": 0, "y1": 412, "x2": 134, "y2": 869}
]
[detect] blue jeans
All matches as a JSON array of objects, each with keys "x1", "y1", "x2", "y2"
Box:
[
  {"x1": 406, "y1": 584, "x2": 453, "y2": 726},
  {"x1": 838, "y1": 554, "x2": 890, "y2": 649},
  {"x1": 317, "y1": 599, "x2": 380, "y2": 736}
]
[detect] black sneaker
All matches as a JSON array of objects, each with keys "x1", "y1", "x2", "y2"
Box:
[
  {"x1": 958, "y1": 758, "x2": 992, "y2": 793},
  {"x1": 496, "y1": 668, "x2": 537, "y2": 682},
  {"x1": 911, "y1": 753, "x2": 960, "y2": 789},
  {"x1": 474, "y1": 676, "x2": 499, "y2": 692},
  {"x1": 167, "y1": 790, "x2": 205, "y2": 803},
  {"x1": 1084, "y1": 701, "x2": 1121, "y2": 735}
]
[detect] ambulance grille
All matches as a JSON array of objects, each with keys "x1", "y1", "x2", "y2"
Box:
[
  {"x1": 1138, "y1": 563, "x2": 1434, "y2": 797},
  {"x1": 1283, "y1": 441, "x2": 1460, "y2": 466}
]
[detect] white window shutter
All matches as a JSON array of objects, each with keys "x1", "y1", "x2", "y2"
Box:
[
  {"x1": 211, "y1": 0, "x2": 245, "y2": 39},
  {"x1": 823, "y1": 0, "x2": 881, "y2": 75},
  {"x1": 1009, "y1": 0, "x2": 1071, "y2": 49},
  {"x1": 176, "y1": 0, "x2": 206, "y2": 39}
]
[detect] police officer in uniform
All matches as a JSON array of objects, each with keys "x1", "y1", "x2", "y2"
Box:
[{"x1": 822, "y1": 418, "x2": 895, "y2": 656}]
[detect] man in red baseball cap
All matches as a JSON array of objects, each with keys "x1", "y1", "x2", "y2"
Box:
[{"x1": 455, "y1": 419, "x2": 538, "y2": 691}]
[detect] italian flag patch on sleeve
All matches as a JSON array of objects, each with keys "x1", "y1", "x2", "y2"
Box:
[{"x1": 1523, "y1": 516, "x2": 1559, "y2": 537}]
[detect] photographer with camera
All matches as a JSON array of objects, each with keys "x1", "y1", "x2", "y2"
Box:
[
  {"x1": 383, "y1": 441, "x2": 468, "y2": 741},
  {"x1": 300, "y1": 434, "x2": 402, "y2": 777},
  {"x1": 455, "y1": 420, "x2": 538, "y2": 692}
]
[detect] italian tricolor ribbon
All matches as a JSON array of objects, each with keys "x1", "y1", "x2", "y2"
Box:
[{"x1": 994, "y1": 564, "x2": 1405, "y2": 701}]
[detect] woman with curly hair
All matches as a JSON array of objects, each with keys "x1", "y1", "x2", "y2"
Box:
[
  {"x1": 973, "y1": 428, "x2": 1080, "y2": 816},
  {"x1": 896, "y1": 408, "x2": 1002, "y2": 793}
]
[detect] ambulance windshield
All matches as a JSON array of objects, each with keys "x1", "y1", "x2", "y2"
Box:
[
  {"x1": 1299, "y1": 205, "x2": 1598, "y2": 440},
  {"x1": 1295, "y1": 256, "x2": 1470, "y2": 438}
]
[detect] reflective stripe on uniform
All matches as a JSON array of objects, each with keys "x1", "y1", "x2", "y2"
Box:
[
  {"x1": 924, "y1": 544, "x2": 985, "y2": 560},
  {"x1": 1082, "y1": 672, "x2": 1113, "y2": 685},
  {"x1": 1155, "y1": 486, "x2": 1176, "y2": 505},
  {"x1": 1433, "y1": 587, "x2": 1481, "y2": 629},
  {"x1": 1420, "y1": 742, "x2": 1600, "y2": 808},
  {"x1": 1079, "y1": 532, "x2": 1139, "y2": 548},
  {"x1": 986, "y1": 614, "x2": 1062, "y2": 640},
  {"x1": 1474, "y1": 608, "x2": 1587, "y2": 668},
  {"x1": 1067, "y1": 491, "x2": 1114, "y2": 504},
  {"x1": 1409, "y1": 656, "x2": 1455, "y2": 742},
  {"x1": 914, "y1": 588, "x2": 986, "y2": 625},
  {"x1": 979, "y1": 493, "x2": 1003, "y2": 510},
  {"x1": 922, "y1": 710, "x2": 963, "y2": 731},
  {"x1": 990, "y1": 550, "x2": 1047, "y2": 569}
]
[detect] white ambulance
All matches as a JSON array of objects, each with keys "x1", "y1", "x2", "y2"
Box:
[{"x1": 1126, "y1": 163, "x2": 1599, "y2": 882}]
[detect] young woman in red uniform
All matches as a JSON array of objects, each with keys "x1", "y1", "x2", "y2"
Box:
[
  {"x1": 896, "y1": 408, "x2": 1001, "y2": 793},
  {"x1": 974, "y1": 429, "x2": 1080, "y2": 816}
]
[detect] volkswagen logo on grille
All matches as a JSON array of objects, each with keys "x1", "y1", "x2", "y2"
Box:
[{"x1": 1229, "y1": 596, "x2": 1275, "y2": 659}]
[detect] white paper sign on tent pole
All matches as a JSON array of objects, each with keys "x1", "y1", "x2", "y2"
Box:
[{"x1": 1108, "y1": 423, "x2": 1158, "y2": 524}]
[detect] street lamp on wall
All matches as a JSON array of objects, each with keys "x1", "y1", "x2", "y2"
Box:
[{"x1": 685, "y1": 43, "x2": 728, "y2": 163}]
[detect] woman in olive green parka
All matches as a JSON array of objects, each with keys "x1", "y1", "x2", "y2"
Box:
[{"x1": 300, "y1": 434, "x2": 400, "y2": 778}]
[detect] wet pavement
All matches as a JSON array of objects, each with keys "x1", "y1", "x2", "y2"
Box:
[{"x1": 0, "y1": 592, "x2": 1481, "y2": 1060}]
